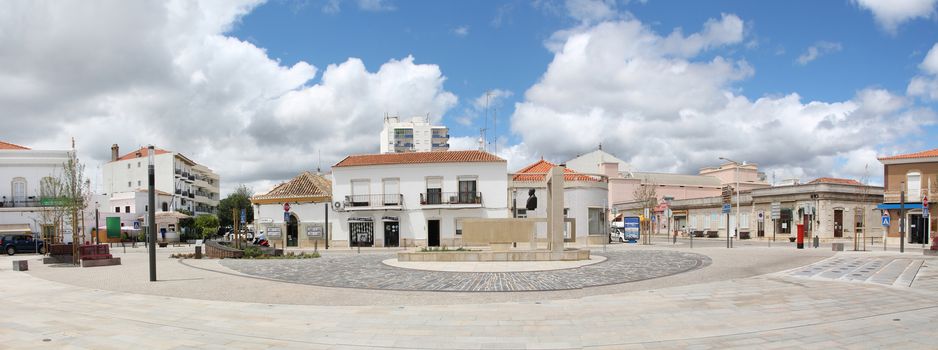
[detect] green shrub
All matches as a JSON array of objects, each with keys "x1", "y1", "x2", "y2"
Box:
[{"x1": 242, "y1": 246, "x2": 263, "y2": 258}]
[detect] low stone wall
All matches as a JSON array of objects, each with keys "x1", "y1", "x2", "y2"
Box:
[
  {"x1": 398, "y1": 249, "x2": 590, "y2": 262},
  {"x1": 204, "y1": 241, "x2": 243, "y2": 259}
]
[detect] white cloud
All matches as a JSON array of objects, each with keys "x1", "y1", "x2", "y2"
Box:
[
  {"x1": 0, "y1": 0, "x2": 455, "y2": 195},
  {"x1": 908, "y1": 43, "x2": 938, "y2": 100},
  {"x1": 510, "y1": 14, "x2": 935, "y2": 183},
  {"x1": 322, "y1": 0, "x2": 341, "y2": 14},
  {"x1": 357, "y1": 0, "x2": 395, "y2": 12},
  {"x1": 453, "y1": 25, "x2": 469, "y2": 37},
  {"x1": 565, "y1": 0, "x2": 618, "y2": 24},
  {"x1": 796, "y1": 41, "x2": 843, "y2": 65},
  {"x1": 455, "y1": 89, "x2": 513, "y2": 127},
  {"x1": 853, "y1": 0, "x2": 938, "y2": 34}
]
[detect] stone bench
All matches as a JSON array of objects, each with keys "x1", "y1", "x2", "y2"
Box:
[{"x1": 12, "y1": 260, "x2": 27, "y2": 271}]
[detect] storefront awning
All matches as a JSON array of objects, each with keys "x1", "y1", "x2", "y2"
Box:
[
  {"x1": 877, "y1": 203, "x2": 923, "y2": 210},
  {"x1": 0, "y1": 224, "x2": 31, "y2": 234}
]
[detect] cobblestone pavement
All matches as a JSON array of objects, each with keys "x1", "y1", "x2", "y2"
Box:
[
  {"x1": 782, "y1": 253, "x2": 938, "y2": 289},
  {"x1": 218, "y1": 250, "x2": 710, "y2": 292}
]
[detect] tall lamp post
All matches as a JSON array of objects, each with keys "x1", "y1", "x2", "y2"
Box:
[
  {"x1": 719, "y1": 157, "x2": 742, "y2": 245},
  {"x1": 147, "y1": 145, "x2": 157, "y2": 281}
]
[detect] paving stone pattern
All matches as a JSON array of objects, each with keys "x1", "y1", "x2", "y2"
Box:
[
  {"x1": 786, "y1": 255, "x2": 931, "y2": 288},
  {"x1": 220, "y1": 250, "x2": 710, "y2": 292}
]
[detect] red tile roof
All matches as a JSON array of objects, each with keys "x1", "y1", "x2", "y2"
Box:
[
  {"x1": 0, "y1": 141, "x2": 30, "y2": 150},
  {"x1": 253, "y1": 171, "x2": 332, "y2": 202},
  {"x1": 114, "y1": 147, "x2": 170, "y2": 162},
  {"x1": 334, "y1": 150, "x2": 505, "y2": 167},
  {"x1": 878, "y1": 148, "x2": 938, "y2": 161},
  {"x1": 808, "y1": 177, "x2": 862, "y2": 186},
  {"x1": 512, "y1": 159, "x2": 601, "y2": 182}
]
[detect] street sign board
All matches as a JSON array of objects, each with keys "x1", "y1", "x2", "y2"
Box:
[
  {"x1": 770, "y1": 202, "x2": 781, "y2": 220},
  {"x1": 758, "y1": 211, "x2": 764, "y2": 222},
  {"x1": 721, "y1": 186, "x2": 733, "y2": 205},
  {"x1": 240, "y1": 209, "x2": 246, "y2": 224},
  {"x1": 283, "y1": 211, "x2": 290, "y2": 222},
  {"x1": 722, "y1": 203, "x2": 731, "y2": 214},
  {"x1": 924, "y1": 195, "x2": 930, "y2": 218},
  {"x1": 882, "y1": 213, "x2": 891, "y2": 227},
  {"x1": 133, "y1": 221, "x2": 140, "y2": 230},
  {"x1": 283, "y1": 203, "x2": 291, "y2": 212},
  {"x1": 665, "y1": 208, "x2": 672, "y2": 218}
]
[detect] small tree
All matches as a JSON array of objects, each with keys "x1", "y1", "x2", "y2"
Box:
[
  {"x1": 217, "y1": 185, "x2": 253, "y2": 227},
  {"x1": 34, "y1": 171, "x2": 68, "y2": 246},
  {"x1": 632, "y1": 180, "x2": 658, "y2": 245},
  {"x1": 195, "y1": 214, "x2": 220, "y2": 239}
]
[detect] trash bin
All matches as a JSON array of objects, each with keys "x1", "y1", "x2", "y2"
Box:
[{"x1": 796, "y1": 224, "x2": 805, "y2": 249}]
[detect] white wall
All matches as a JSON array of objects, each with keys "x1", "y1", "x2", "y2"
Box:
[{"x1": 332, "y1": 161, "x2": 508, "y2": 246}]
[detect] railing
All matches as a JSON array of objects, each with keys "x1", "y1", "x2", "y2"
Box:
[
  {"x1": 182, "y1": 191, "x2": 190, "y2": 197},
  {"x1": 419, "y1": 192, "x2": 483, "y2": 205},
  {"x1": 883, "y1": 188, "x2": 937, "y2": 203},
  {"x1": 188, "y1": 193, "x2": 195, "y2": 199},
  {"x1": 175, "y1": 189, "x2": 182, "y2": 195},
  {"x1": 344, "y1": 194, "x2": 404, "y2": 207},
  {"x1": 174, "y1": 168, "x2": 182, "y2": 175},
  {"x1": 188, "y1": 175, "x2": 195, "y2": 181}
]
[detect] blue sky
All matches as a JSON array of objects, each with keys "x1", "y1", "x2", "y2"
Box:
[{"x1": 231, "y1": 0, "x2": 938, "y2": 151}]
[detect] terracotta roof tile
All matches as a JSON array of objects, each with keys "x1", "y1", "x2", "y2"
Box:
[
  {"x1": 334, "y1": 150, "x2": 504, "y2": 167},
  {"x1": 253, "y1": 171, "x2": 332, "y2": 202},
  {"x1": 512, "y1": 159, "x2": 601, "y2": 182},
  {"x1": 0, "y1": 141, "x2": 30, "y2": 150},
  {"x1": 114, "y1": 147, "x2": 170, "y2": 162},
  {"x1": 878, "y1": 148, "x2": 938, "y2": 161},
  {"x1": 808, "y1": 177, "x2": 862, "y2": 185}
]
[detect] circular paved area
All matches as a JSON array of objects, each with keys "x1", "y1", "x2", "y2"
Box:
[
  {"x1": 219, "y1": 250, "x2": 710, "y2": 292},
  {"x1": 382, "y1": 255, "x2": 606, "y2": 272}
]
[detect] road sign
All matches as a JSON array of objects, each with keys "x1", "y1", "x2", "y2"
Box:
[
  {"x1": 721, "y1": 186, "x2": 733, "y2": 205},
  {"x1": 882, "y1": 212, "x2": 891, "y2": 227},
  {"x1": 133, "y1": 221, "x2": 140, "y2": 230},
  {"x1": 770, "y1": 202, "x2": 781, "y2": 220},
  {"x1": 924, "y1": 195, "x2": 930, "y2": 218},
  {"x1": 283, "y1": 203, "x2": 291, "y2": 212},
  {"x1": 665, "y1": 208, "x2": 672, "y2": 218},
  {"x1": 758, "y1": 211, "x2": 764, "y2": 222},
  {"x1": 722, "y1": 203, "x2": 731, "y2": 214},
  {"x1": 240, "y1": 209, "x2": 246, "y2": 224},
  {"x1": 283, "y1": 211, "x2": 290, "y2": 222}
]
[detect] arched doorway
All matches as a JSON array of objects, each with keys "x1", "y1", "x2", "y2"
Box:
[{"x1": 287, "y1": 213, "x2": 299, "y2": 247}]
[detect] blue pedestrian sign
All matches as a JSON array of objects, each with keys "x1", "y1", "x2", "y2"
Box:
[
  {"x1": 722, "y1": 203, "x2": 731, "y2": 214},
  {"x1": 240, "y1": 209, "x2": 246, "y2": 224},
  {"x1": 133, "y1": 221, "x2": 140, "y2": 230},
  {"x1": 881, "y1": 213, "x2": 890, "y2": 227}
]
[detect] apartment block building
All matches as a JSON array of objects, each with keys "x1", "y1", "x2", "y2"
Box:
[
  {"x1": 102, "y1": 144, "x2": 220, "y2": 216},
  {"x1": 379, "y1": 116, "x2": 450, "y2": 153}
]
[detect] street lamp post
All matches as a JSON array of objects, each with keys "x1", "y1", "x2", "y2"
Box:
[
  {"x1": 147, "y1": 145, "x2": 157, "y2": 281},
  {"x1": 719, "y1": 157, "x2": 742, "y2": 247}
]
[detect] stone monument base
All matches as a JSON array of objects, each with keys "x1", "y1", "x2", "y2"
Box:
[{"x1": 397, "y1": 248, "x2": 589, "y2": 262}]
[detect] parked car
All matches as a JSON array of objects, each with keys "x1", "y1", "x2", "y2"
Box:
[{"x1": 1, "y1": 234, "x2": 45, "y2": 255}]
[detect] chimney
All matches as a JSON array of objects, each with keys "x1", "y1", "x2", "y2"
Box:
[{"x1": 111, "y1": 144, "x2": 119, "y2": 161}]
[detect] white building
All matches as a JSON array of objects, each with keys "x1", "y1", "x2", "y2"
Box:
[
  {"x1": 102, "y1": 144, "x2": 220, "y2": 215},
  {"x1": 331, "y1": 150, "x2": 508, "y2": 247},
  {"x1": 252, "y1": 171, "x2": 333, "y2": 249},
  {"x1": 379, "y1": 116, "x2": 450, "y2": 153},
  {"x1": 0, "y1": 141, "x2": 74, "y2": 239},
  {"x1": 510, "y1": 160, "x2": 609, "y2": 246}
]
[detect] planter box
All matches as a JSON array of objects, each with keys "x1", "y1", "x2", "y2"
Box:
[
  {"x1": 12, "y1": 260, "x2": 27, "y2": 271},
  {"x1": 81, "y1": 257, "x2": 121, "y2": 267},
  {"x1": 831, "y1": 243, "x2": 844, "y2": 251}
]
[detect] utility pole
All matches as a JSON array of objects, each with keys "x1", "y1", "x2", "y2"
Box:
[
  {"x1": 900, "y1": 186, "x2": 905, "y2": 253},
  {"x1": 147, "y1": 145, "x2": 157, "y2": 282}
]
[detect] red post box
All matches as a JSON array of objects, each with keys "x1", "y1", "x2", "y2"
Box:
[{"x1": 796, "y1": 224, "x2": 805, "y2": 249}]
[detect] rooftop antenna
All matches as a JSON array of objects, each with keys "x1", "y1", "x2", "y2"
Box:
[
  {"x1": 317, "y1": 150, "x2": 322, "y2": 174},
  {"x1": 493, "y1": 107, "x2": 498, "y2": 154}
]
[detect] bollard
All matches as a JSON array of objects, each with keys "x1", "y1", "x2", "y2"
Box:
[
  {"x1": 813, "y1": 235, "x2": 819, "y2": 248},
  {"x1": 195, "y1": 246, "x2": 202, "y2": 259},
  {"x1": 12, "y1": 260, "x2": 28, "y2": 271}
]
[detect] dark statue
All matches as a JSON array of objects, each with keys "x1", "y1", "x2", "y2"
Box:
[{"x1": 525, "y1": 188, "x2": 538, "y2": 211}]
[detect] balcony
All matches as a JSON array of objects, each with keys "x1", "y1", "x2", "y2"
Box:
[
  {"x1": 883, "y1": 188, "x2": 936, "y2": 204},
  {"x1": 174, "y1": 168, "x2": 182, "y2": 175},
  {"x1": 419, "y1": 192, "x2": 483, "y2": 207},
  {"x1": 188, "y1": 174, "x2": 195, "y2": 181},
  {"x1": 175, "y1": 189, "x2": 182, "y2": 195},
  {"x1": 343, "y1": 194, "x2": 403, "y2": 210},
  {"x1": 181, "y1": 191, "x2": 190, "y2": 198},
  {"x1": 188, "y1": 192, "x2": 195, "y2": 199}
]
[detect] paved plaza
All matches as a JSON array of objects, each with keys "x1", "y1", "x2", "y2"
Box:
[{"x1": 1, "y1": 239, "x2": 937, "y2": 349}]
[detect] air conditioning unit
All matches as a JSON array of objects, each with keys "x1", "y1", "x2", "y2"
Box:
[{"x1": 333, "y1": 201, "x2": 344, "y2": 212}]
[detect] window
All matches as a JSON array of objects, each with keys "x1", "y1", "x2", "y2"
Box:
[
  {"x1": 455, "y1": 218, "x2": 463, "y2": 235},
  {"x1": 426, "y1": 177, "x2": 442, "y2": 204},
  {"x1": 907, "y1": 171, "x2": 921, "y2": 199},
  {"x1": 125, "y1": 206, "x2": 131, "y2": 213},
  {"x1": 137, "y1": 162, "x2": 141, "y2": 168},
  {"x1": 689, "y1": 214, "x2": 697, "y2": 228},
  {"x1": 40, "y1": 177, "x2": 54, "y2": 198},
  {"x1": 710, "y1": 212, "x2": 717, "y2": 229},
  {"x1": 162, "y1": 202, "x2": 168, "y2": 212},
  {"x1": 382, "y1": 178, "x2": 400, "y2": 205},
  {"x1": 128, "y1": 181, "x2": 132, "y2": 188},
  {"x1": 588, "y1": 208, "x2": 604, "y2": 235},
  {"x1": 137, "y1": 180, "x2": 141, "y2": 186},
  {"x1": 740, "y1": 213, "x2": 750, "y2": 229},
  {"x1": 458, "y1": 178, "x2": 478, "y2": 204},
  {"x1": 127, "y1": 163, "x2": 131, "y2": 169},
  {"x1": 11, "y1": 177, "x2": 26, "y2": 202},
  {"x1": 350, "y1": 180, "x2": 370, "y2": 206}
]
